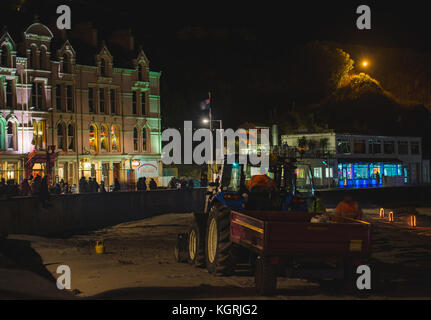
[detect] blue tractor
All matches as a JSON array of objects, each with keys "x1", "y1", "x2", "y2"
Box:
[{"x1": 174, "y1": 154, "x2": 316, "y2": 275}]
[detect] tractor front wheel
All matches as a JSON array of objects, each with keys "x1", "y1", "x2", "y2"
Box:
[
  {"x1": 205, "y1": 203, "x2": 235, "y2": 276},
  {"x1": 188, "y1": 219, "x2": 206, "y2": 267}
]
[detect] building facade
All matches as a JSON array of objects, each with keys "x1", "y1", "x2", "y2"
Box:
[
  {"x1": 281, "y1": 132, "x2": 430, "y2": 189},
  {"x1": 0, "y1": 22, "x2": 162, "y2": 190}
]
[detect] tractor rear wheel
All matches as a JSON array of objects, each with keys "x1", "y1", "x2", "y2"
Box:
[
  {"x1": 188, "y1": 218, "x2": 206, "y2": 267},
  {"x1": 255, "y1": 256, "x2": 277, "y2": 296},
  {"x1": 205, "y1": 203, "x2": 235, "y2": 276}
]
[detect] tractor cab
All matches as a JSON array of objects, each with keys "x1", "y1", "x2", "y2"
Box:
[{"x1": 212, "y1": 154, "x2": 315, "y2": 212}]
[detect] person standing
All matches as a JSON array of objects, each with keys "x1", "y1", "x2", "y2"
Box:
[
  {"x1": 113, "y1": 178, "x2": 121, "y2": 192},
  {"x1": 335, "y1": 193, "x2": 363, "y2": 219},
  {"x1": 94, "y1": 179, "x2": 100, "y2": 193},
  {"x1": 32, "y1": 175, "x2": 42, "y2": 196},
  {"x1": 375, "y1": 171, "x2": 380, "y2": 187},
  {"x1": 187, "y1": 178, "x2": 194, "y2": 189},
  {"x1": 200, "y1": 174, "x2": 208, "y2": 188},
  {"x1": 100, "y1": 180, "x2": 106, "y2": 193},
  {"x1": 39, "y1": 176, "x2": 50, "y2": 208},
  {"x1": 149, "y1": 178, "x2": 157, "y2": 190},
  {"x1": 20, "y1": 178, "x2": 31, "y2": 196},
  {"x1": 142, "y1": 177, "x2": 147, "y2": 191}
]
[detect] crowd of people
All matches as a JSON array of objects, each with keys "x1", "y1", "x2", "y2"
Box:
[{"x1": 0, "y1": 175, "x2": 162, "y2": 199}]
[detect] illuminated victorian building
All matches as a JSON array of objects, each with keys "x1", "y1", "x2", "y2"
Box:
[{"x1": 0, "y1": 21, "x2": 162, "y2": 189}]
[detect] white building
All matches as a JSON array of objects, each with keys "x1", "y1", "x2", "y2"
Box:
[{"x1": 281, "y1": 132, "x2": 429, "y2": 188}]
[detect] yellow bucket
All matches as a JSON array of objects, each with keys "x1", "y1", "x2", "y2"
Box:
[{"x1": 95, "y1": 240, "x2": 105, "y2": 254}]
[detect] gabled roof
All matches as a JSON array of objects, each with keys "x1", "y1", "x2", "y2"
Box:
[{"x1": 0, "y1": 31, "x2": 16, "y2": 50}]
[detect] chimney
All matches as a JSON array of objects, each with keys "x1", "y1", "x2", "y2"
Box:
[
  {"x1": 109, "y1": 29, "x2": 134, "y2": 51},
  {"x1": 73, "y1": 22, "x2": 98, "y2": 47}
]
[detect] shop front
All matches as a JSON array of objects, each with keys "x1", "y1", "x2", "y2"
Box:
[
  {"x1": 0, "y1": 160, "x2": 22, "y2": 183},
  {"x1": 26, "y1": 147, "x2": 58, "y2": 184},
  {"x1": 337, "y1": 159, "x2": 405, "y2": 188}
]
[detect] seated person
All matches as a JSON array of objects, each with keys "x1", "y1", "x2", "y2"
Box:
[
  {"x1": 245, "y1": 175, "x2": 278, "y2": 210},
  {"x1": 308, "y1": 191, "x2": 326, "y2": 213},
  {"x1": 335, "y1": 193, "x2": 363, "y2": 219}
]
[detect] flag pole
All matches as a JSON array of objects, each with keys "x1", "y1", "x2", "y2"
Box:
[{"x1": 208, "y1": 92, "x2": 213, "y2": 181}]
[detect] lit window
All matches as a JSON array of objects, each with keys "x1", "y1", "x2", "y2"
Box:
[
  {"x1": 7, "y1": 121, "x2": 15, "y2": 150},
  {"x1": 89, "y1": 125, "x2": 98, "y2": 153},
  {"x1": 33, "y1": 120, "x2": 46, "y2": 151},
  {"x1": 313, "y1": 167, "x2": 322, "y2": 178},
  {"x1": 111, "y1": 125, "x2": 120, "y2": 152},
  {"x1": 101, "y1": 125, "x2": 109, "y2": 152},
  {"x1": 0, "y1": 119, "x2": 5, "y2": 150}
]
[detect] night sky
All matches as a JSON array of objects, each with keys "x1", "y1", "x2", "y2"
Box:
[{"x1": 1, "y1": 1, "x2": 431, "y2": 129}]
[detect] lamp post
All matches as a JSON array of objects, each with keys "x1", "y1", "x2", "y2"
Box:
[{"x1": 202, "y1": 118, "x2": 223, "y2": 181}]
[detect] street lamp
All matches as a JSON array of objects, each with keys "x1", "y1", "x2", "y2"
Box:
[
  {"x1": 202, "y1": 118, "x2": 223, "y2": 181},
  {"x1": 361, "y1": 60, "x2": 369, "y2": 68}
]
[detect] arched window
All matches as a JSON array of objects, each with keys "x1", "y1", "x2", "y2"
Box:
[
  {"x1": 111, "y1": 125, "x2": 120, "y2": 152},
  {"x1": 89, "y1": 124, "x2": 98, "y2": 153},
  {"x1": 100, "y1": 58, "x2": 106, "y2": 77},
  {"x1": 1, "y1": 45, "x2": 9, "y2": 67},
  {"x1": 0, "y1": 118, "x2": 6, "y2": 151},
  {"x1": 133, "y1": 127, "x2": 138, "y2": 151},
  {"x1": 34, "y1": 120, "x2": 46, "y2": 151},
  {"x1": 142, "y1": 127, "x2": 147, "y2": 151},
  {"x1": 100, "y1": 124, "x2": 109, "y2": 152},
  {"x1": 63, "y1": 53, "x2": 70, "y2": 73},
  {"x1": 7, "y1": 122, "x2": 14, "y2": 150},
  {"x1": 68, "y1": 124, "x2": 75, "y2": 151},
  {"x1": 57, "y1": 122, "x2": 66, "y2": 151}
]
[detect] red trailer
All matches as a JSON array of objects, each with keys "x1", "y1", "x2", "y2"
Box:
[{"x1": 230, "y1": 210, "x2": 372, "y2": 295}]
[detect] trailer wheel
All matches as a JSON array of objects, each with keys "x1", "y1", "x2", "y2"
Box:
[
  {"x1": 174, "y1": 233, "x2": 189, "y2": 263},
  {"x1": 188, "y1": 218, "x2": 206, "y2": 267},
  {"x1": 255, "y1": 256, "x2": 277, "y2": 296},
  {"x1": 205, "y1": 203, "x2": 235, "y2": 275}
]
